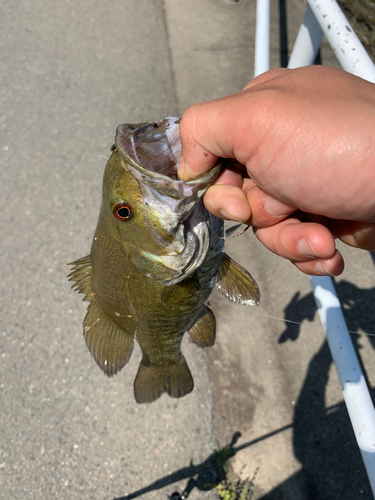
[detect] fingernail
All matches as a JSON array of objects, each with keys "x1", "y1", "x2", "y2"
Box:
[
  {"x1": 263, "y1": 195, "x2": 294, "y2": 217},
  {"x1": 297, "y1": 238, "x2": 321, "y2": 258},
  {"x1": 219, "y1": 209, "x2": 233, "y2": 220},
  {"x1": 177, "y1": 156, "x2": 185, "y2": 179},
  {"x1": 315, "y1": 261, "x2": 333, "y2": 275}
]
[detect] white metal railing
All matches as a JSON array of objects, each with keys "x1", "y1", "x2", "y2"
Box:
[
  {"x1": 254, "y1": 0, "x2": 375, "y2": 496},
  {"x1": 254, "y1": 0, "x2": 270, "y2": 77},
  {"x1": 309, "y1": 276, "x2": 375, "y2": 495},
  {"x1": 289, "y1": 1, "x2": 375, "y2": 81}
]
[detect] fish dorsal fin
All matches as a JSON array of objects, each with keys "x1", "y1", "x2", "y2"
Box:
[
  {"x1": 216, "y1": 254, "x2": 261, "y2": 306},
  {"x1": 188, "y1": 306, "x2": 215, "y2": 348},
  {"x1": 134, "y1": 356, "x2": 193, "y2": 404},
  {"x1": 83, "y1": 300, "x2": 134, "y2": 377},
  {"x1": 67, "y1": 255, "x2": 94, "y2": 301}
]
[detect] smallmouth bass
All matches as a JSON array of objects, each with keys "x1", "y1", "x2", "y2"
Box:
[{"x1": 68, "y1": 117, "x2": 260, "y2": 404}]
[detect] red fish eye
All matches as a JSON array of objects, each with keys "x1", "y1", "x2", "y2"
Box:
[{"x1": 113, "y1": 203, "x2": 133, "y2": 221}]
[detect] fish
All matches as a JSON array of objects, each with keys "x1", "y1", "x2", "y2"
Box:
[{"x1": 68, "y1": 116, "x2": 260, "y2": 404}]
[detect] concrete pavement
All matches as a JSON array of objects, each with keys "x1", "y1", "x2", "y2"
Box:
[{"x1": 1, "y1": 0, "x2": 374, "y2": 499}]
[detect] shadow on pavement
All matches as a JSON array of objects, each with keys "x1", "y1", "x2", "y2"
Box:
[
  {"x1": 114, "y1": 425, "x2": 298, "y2": 500},
  {"x1": 114, "y1": 279, "x2": 375, "y2": 500},
  {"x1": 259, "y1": 279, "x2": 375, "y2": 499},
  {"x1": 113, "y1": 432, "x2": 241, "y2": 500}
]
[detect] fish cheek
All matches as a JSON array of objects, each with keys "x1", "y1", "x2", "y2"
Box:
[
  {"x1": 117, "y1": 176, "x2": 174, "y2": 250},
  {"x1": 110, "y1": 175, "x2": 173, "y2": 254},
  {"x1": 113, "y1": 205, "x2": 161, "y2": 255}
]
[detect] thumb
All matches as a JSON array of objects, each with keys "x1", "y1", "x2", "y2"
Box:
[{"x1": 178, "y1": 99, "x2": 239, "y2": 181}]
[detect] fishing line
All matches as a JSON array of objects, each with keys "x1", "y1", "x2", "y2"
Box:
[
  {"x1": 219, "y1": 224, "x2": 250, "y2": 240},
  {"x1": 209, "y1": 296, "x2": 375, "y2": 337},
  {"x1": 247, "y1": 310, "x2": 308, "y2": 326},
  {"x1": 247, "y1": 309, "x2": 375, "y2": 337}
]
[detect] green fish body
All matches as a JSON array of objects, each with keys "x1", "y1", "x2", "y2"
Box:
[{"x1": 69, "y1": 117, "x2": 260, "y2": 404}]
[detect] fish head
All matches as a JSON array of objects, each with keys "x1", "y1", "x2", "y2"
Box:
[{"x1": 101, "y1": 117, "x2": 224, "y2": 285}]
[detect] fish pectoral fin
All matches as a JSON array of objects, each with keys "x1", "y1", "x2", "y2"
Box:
[
  {"x1": 134, "y1": 356, "x2": 194, "y2": 404},
  {"x1": 83, "y1": 300, "x2": 134, "y2": 377},
  {"x1": 67, "y1": 255, "x2": 94, "y2": 301},
  {"x1": 188, "y1": 307, "x2": 215, "y2": 348},
  {"x1": 216, "y1": 253, "x2": 261, "y2": 306}
]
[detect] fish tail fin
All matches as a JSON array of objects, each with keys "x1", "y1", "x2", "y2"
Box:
[{"x1": 134, "y1": 356, "x2": 194, "y2": 404}]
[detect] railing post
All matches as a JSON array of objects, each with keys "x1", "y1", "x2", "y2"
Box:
[
  {"x1": 254, "y1": 0, "x2": 270, "y2": 77},
  {"x1": 288, "y1": 5, "x2": 323, "y2": 68},
  {"x1": 309, "y1": 276, "x2": 375, "y2": 496},
  {"x1": 306, "y1": 0, "x2": 375, "y2": 82}
]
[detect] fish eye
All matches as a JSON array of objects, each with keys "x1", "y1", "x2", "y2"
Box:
[{"x1": 113, "y1": 203, "x2": 133, "y2": 221}]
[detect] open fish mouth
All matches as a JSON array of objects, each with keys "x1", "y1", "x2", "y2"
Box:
[
  {"x1": 115, "y1": 116, "x2": 222, "y2": 206},
  {"x1": 115, "y1": 117, "x2": 224, "y2": 284},
  {"x1": 115, "y1": 117, "x2": 183, "y2": 180}
]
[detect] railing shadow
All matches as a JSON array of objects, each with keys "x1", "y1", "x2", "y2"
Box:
[
  {"x1": 280, "y1": 279, "x2": 375, "y2": 366},
  {"x1": 259, "y1": 279, "x2": 375, "y2": 499},
  {"x1": 279, "y1": 0, "x2": 288, "y2": 67}
]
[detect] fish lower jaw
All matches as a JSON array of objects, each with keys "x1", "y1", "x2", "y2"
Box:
[
  {"x1": 130, "y1": 221, "x2": 210, "y2": 285},
  {"x1": 137, "y1": 250, "x2": 189, "y2": 285}
]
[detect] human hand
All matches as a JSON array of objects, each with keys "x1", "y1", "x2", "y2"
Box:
[{"x1": 178, "y1": 66, "x2": 375, "y2": 276}]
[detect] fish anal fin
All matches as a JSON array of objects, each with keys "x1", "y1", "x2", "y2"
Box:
[
  {"x1": 188, "y1": 307, "x2": 215, "y2": 348},
  {"x1": 83, "y1": 299, "x2": 134, "y2": 377},
  {"x1": 67, "y1": 255, "x2": 93, "y2": 300},
  {"x1": 134, "y1": 356, "x2": 194, "y2": 404},
  {"x1": 216, "y1": 253, "x2": 261, "y2": 306}
]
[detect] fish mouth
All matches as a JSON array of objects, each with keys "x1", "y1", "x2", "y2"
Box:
[
  {"x1": 115, "y1": 117, "x2": 222, "y2": 202},
  {"x1": 115, "y1": 117, "x2": 183, "y2": 180},
  {"x1": 115, "y1": 117, "x2": 223, "y2": 284}
]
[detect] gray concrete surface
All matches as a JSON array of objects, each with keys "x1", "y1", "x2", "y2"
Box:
[{"x1": 1, "y1": 0, "x2": 374, "y2": 499}]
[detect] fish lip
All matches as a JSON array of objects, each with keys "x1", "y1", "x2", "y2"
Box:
[{"x1": 115, "y1": 119, "x2": 223, "y2": 190}]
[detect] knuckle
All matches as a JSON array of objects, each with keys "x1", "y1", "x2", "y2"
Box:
[{"x1": 180, "y1": 103, "x2": 204, "y2": 140}]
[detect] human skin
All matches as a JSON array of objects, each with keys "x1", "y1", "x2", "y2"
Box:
[{"x1": 178, "y1": 66, "x2": 375, "y2": 276}]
